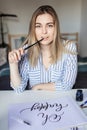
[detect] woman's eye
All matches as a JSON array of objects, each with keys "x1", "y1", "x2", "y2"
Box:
[
  {"x1": 35, "y1": 25, "x2": 41, "y2": 28},
  {"x1": 48, "y1": 24, "x2": 54, "y2": 27}
]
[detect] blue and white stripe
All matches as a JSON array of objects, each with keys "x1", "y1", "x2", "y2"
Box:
[{"x1": 12, "y1": 41, "x2": 77, "y2": 93}]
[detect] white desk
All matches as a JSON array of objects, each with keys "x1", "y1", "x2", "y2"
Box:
[{"x1": 0, "y1": 89, "x2": 87, "y2": 130}]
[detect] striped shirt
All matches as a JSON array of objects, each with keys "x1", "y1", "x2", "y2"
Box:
[{"x1": 11, "y1": 41, "x2": 77, "y2": 93}]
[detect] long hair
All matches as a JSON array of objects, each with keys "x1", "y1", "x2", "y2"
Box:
[{"x1": 27, "y1": 5, "x2": 64, "y2": 67}]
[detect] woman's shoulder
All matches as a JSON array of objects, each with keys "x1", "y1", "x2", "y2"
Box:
[
  {"x1": 62, "y1": 39, "x2": 77, "y2": 53},
  {"x1": 19, "y1": 53, "x2": 29, "y2": 66},
  {"x1": 63, "y1": 39, "x2": 77, "y2": 46}
]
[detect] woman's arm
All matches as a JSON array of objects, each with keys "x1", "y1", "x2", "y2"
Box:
[
  {"x1": 32, "y1": 82, "x2": 55, "y2": 91},
  {"x1": 8, "y1": 48, "x2": 29, "y2": 93},
  {"x1": 9, "y1": 63, "x2": 21, "y2": 88},
  {"x1": 54, "y1": 41, "x2": 78, "y2": 90},
  {"x1": 55, "y1": 54, "x2": 77, "y2": 91},
  {"x1": 8, "y1": 48, "x2": 24, "y2": 88},
  {"x1": 32, "y1": 42, "x2": 77, "y2": 91},
  {"x1": 32, "y1": 52, "x2": 77, "y2": 91}
]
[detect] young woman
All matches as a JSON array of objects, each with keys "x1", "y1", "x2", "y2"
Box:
[{"x1": 8, "y1": 5, "x2": 77, "y2": 93}]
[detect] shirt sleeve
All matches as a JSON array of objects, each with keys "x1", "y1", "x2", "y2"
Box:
[
  {"x1": 11, "y1": 54, "x2": 29, "y2": 93},
  {"x1": 55, "y1": 41, "x2": 78, "y2": 91}
]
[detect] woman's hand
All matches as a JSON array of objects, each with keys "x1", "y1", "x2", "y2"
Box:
[
  {"x1": 8, "y1": 48, "x2": 24, "y2": 64},
  {"x1": 32, "y1": 85, "x2": 42, "y2": 90},
  {"x1": 8, "y1": 48, "x2": 24, "y2": 88},
  {"x1": 32, "y1": 83, "x2": 55, "y2": 91}
]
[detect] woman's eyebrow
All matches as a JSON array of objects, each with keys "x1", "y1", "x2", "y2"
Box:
[
  {"x1": 35, "y1": 23, "x2": 41, "y2": 25},
  {"x1": 35, "y1": 22, "x2": 54, "y2": 25},
  {"x1": 47, "y1": 22, "x2": 54, "y2": 24}
]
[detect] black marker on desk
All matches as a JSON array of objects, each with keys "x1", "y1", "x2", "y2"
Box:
[
  {"x1": 23, "y1": 120, "x2": 31, "y2": 126},
  {"x1": 11, "y1": 116, "x2": 31, "y2": 126},
  {"x1": 80, "y1": 100, "x2": 87, "y2": 108},
  {"x1": 23, "y1": 38, "x2": 44, "y2": 50}
]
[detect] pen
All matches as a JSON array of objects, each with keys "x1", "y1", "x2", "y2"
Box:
[
  {"x1": 23, "y1": 38, "x2": 44, "y2": 50},
  {"x1": 11, "y1": 116, "x2": 31, "y2": 126},
  {"x1": 81, "y1": 106, "x2": 87, "y2": 108},
  {"x1": 23, "y1": 120, "x2": 31, "y2": 126},
  {"x1": 80, "y1": 100, "x2": 87, "y2": 107}
]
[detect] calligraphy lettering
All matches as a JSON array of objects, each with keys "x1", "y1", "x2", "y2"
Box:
[{"x1": 37, "y1": 112, "x2": 64, "y2": 125}]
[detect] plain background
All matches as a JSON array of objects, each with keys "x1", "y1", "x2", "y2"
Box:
[{"x1": 0, "y1": 0, "x2": 87, "y2": 56}]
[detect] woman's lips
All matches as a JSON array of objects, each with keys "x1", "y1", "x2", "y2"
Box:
[{"x1": 41, "y1": 37, "x2": 48, "y2": 41}]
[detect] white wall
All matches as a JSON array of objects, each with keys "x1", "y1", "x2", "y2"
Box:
[
  {"x1": 80, "y1": 0, "x2": 87, "y2": 57},
  {"x1": 0, "y1": 0, "x2": 81, "y2": 33},
  {"x1": 0, "y1": 0, "x2": 83, "y2": 53}
]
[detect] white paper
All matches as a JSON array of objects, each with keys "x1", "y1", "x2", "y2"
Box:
[{"x1": 8, "y1": 96, "x2": 87, "y2": 130}]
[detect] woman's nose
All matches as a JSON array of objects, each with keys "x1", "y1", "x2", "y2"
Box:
[{"x1": 42, "y1": 26, "x2": 47, "y2": 34}]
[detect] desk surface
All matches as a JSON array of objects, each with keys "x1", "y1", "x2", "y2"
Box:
[{"x1": 0, "y1": 89, "x2": 87, "y2": 130}]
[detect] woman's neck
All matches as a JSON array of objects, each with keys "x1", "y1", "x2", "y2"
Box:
[
  {"x1": 40, "y1": 45, "x2": 51, "y2": 70},
  {"x1": 40, "y1": 44, "x2": 51, "y2": 57}
]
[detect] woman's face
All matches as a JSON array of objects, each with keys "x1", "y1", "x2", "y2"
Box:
[{"x1": 35, "y1": 13, "x2": 55, "y2": 46}]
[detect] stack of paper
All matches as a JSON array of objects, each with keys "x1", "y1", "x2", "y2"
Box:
[{"x1": 8, "y1": 96, "x2": 87, "y2": 130}]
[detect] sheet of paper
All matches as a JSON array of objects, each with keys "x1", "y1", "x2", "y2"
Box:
[{"x1": 8, "y1": 96, "x2": 87, "y2": 130}]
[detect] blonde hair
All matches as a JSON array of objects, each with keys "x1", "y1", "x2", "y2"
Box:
[{"x1": 26, "y1": 5, "x2": 65, "y2": 67}]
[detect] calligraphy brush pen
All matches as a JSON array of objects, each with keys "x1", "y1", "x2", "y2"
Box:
[{"x1": 23, "y1": 38, "x2": 44, "y2": 50}]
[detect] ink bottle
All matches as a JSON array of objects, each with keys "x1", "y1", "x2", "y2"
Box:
[{"x1": 76, "y1": 89, "x2": 83, "y2": 101}]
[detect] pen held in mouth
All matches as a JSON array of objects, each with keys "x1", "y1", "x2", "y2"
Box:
[{"x1": 23, "y1": 38, "x2": 44, "y2": 50}]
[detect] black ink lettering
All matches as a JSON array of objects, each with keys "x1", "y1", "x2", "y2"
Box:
[
  {"x1": 55, "y1": 104, "x2": 68, "y2": 112},
  {"x1": 30, "y1": 102, "x2": 49, "y2": 111},
  {"x1": 19, "y1": 102, "x2": 68, "y2": 120},
  {"x1": 30, "y1": 103, "x2": 40, "y2": 111},
  {"x1": 37, "y1": 113, "x2": 48, "y2": 125},
  {"x1": 49, "y1": 112, "x2": 64, "y2": 122},
  {"x1": 20, "y1": 107, "x2": 30, "y2": 114},
  {"x1": 37, "y1": 112, "x2": 64, "y2": 125}
]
